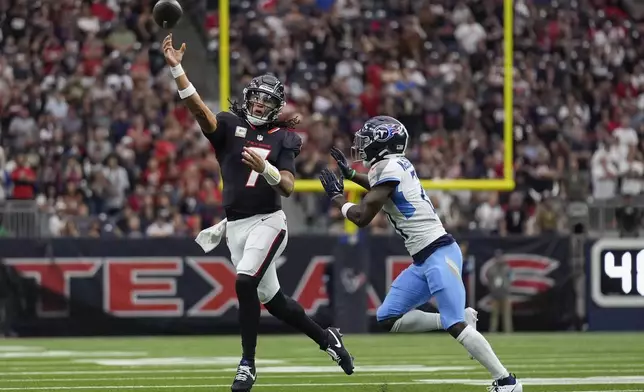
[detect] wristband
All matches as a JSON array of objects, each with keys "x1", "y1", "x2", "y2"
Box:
[
  {"x1": 348, "y1": 169, "x2": 356, "y2": 180},
  {"x1": 170, "y1": 64, "x2": 185, "y2": 78},
  {"x1": 178, "y1": 84, "x2": 196, "y2": 99},
  {"x1": 261, "y1": 161, "x2": 282, "y2": 186},
  {"x1": 341, "y1": 202, "x2": 356, "y2": 218}
]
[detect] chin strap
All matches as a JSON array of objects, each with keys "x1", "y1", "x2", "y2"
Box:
[{"x1": 246, "y1": 116, "x2": 266, "y2": 126}]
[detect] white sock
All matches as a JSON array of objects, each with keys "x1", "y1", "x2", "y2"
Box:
[
  {"x1": 456, "y1": 325, "x2": 509, "y2": 380},
  {"x1": 391, "y1": 310, "x2": 442, "y2": 332}
]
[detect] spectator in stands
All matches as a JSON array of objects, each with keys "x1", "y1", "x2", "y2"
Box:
[
  {"x1": 533, "y1": 193, "x2": 560, "y2": 235},
  {"x1": 146, "y1": 211, "x2": 175, "y2": 238},
  {"x1": 562, "y1": 158, "x2": 590, "y2": 202},
  {"x1": 591, "y1": 139, "x2": 619, "y2": 200},
  {"x1": 10, "y1": 154, "x2": 36, "y2": 200},
  {"x1": 501, "y1": 193, "x2": 528, "y2": 236},
  {"x1": 48, "y1": 200, "x2": 68, "y2": 237},
  {"x1": 485, "y1": 250, "x2": 514, "y2": 334},
  {"x1": 475, "y1": 192, "x2": 504, "y2": 234},
  {"x1": 619, "y1": 148, "x2": 644, "y2": 196},
  {"x1": 102, "y1": 154, "x2": 130, "y2": 215},
  {"x1": 615, "y1": 195, "x2": 643, "y2": 238}
]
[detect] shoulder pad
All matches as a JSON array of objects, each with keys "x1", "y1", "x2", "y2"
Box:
[
  {"x1": 368, "y1": 159, "x2": 402, "y2": 188},
  {"x1": 216, "y1": 111, "x2": 241, "y2": 130},
  {"x1": 282, "y1": 131, "x2": 303, "y2": 157}
]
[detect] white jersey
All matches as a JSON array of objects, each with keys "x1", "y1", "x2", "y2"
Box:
[{"x1": 368, "y1": 156, "x2": 447, "y2": 255}]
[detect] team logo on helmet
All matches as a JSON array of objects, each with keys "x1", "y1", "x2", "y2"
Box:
[
  {"x1": 478, "y1": 254, "x2": 559, "y2": 314},
  {"x1": 373, "y1": 123, "x2": 404, "y2": 142}
]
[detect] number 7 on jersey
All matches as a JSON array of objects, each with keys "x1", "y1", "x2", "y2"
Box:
[{"x1": 245, "y1": 147, "x2": 272, "y2": 187}]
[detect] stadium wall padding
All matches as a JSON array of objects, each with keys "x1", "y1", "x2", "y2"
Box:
[{"x1": 0, "y1": 235, "x2": 585, "y2": 336}]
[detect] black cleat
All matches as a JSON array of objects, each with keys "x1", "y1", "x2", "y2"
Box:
[
  {"x1": 323, "y1": 327, "x2": 355, "y2": 375},
  {"x1": 231, "y1": 359, "x2": 256, "y2": 392}
]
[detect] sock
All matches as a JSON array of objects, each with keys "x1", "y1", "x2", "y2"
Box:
[
  {"x1": 391, "y1": 310, "x2": 442, "y2": 332},
  {"x1": 236, "y1": 275, "x2": 261, "y2": 362},
  {"x1": 456, "y1": 325, "x2": 509, "y2": 380},
  {"x1": 264, "y1": 291, "x2": 328, "y2": 349}
]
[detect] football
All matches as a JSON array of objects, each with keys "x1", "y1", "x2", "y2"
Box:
[{"x1": 153, "y1": 0, "x2": 183, "y2": 29}]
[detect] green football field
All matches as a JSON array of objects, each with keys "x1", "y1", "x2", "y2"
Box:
[{"x1": 0, "y1": 333, "x2": 642, "y2": 391}]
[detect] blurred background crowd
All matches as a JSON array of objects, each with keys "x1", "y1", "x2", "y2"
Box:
[{"x1": 1, "y1": 0, "x2": 643, "y2": 238}]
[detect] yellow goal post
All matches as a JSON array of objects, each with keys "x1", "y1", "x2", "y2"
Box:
[{"x1": 217, "y1": 0, "x2": 515, "y2": 233}]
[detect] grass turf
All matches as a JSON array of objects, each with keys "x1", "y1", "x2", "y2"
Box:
[{"x1": 0, "y1": 333, "x2": 642, "y2": 391}]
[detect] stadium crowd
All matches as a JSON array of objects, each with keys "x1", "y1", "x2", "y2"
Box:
[{"x1": 0, "y1": 0, "x2": 642, "y2": 237}]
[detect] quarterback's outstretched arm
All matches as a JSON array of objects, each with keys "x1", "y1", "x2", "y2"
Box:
[
  {"x1": 331, "y1": 182, "x2": 397, "y2": 228},
  {"x1": 163, "y1": 34, "x2": 218, "y2": 133}
]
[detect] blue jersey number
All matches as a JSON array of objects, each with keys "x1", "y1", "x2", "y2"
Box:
[{"x1": 419, "y1": 185, "x2": 436, "y2": 213}]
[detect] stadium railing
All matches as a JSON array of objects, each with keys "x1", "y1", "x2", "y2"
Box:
[
  {"x1": 587, "y1": 197, "x2": 644, "y2": 236},
  {"x1": 0, "y1": 200, "x2": 45, "y2": 238}
]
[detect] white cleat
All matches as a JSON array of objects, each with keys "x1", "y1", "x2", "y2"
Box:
[
  {"x1": 465, "y1": 307, "x2": 478, "y2": 360},
  {"x1": 487, "y1": 374, "x2": 522, "y2": 392}
]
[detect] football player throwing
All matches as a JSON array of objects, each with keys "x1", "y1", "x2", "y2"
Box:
[{"x1": 163, "y1": 34, "x2": 354, "y2": 392}]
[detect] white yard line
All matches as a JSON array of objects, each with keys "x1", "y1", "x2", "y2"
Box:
[
  {"x1": 2, "y1": 361, "x2": 642, "y2": 373},
  {"x1": 0, "y1": 366, "x2": 641, "y2": 377},
  {"x1": 4, "y1": 368, "x2": 644, "y2": 383},
  {"x1": 0, "y1": 365, "x2": 471, "y2": 376},
  {"x1": 0, "y1": 363, "x2": 637, "y2": 375},
  {"x1": 0, "y1": 382, "x2": 419, "y2": 390},
  {"x1": 0, "y1": 347, "x2": 43, "y2": 352},
  {"x1": 414, "y1": 376, "x2": 644, "y2": 385},
  {"x1": 0, "y1": 383, "x2": 641, "y2": 391},
  {"x1": 3, "y1": 354, "x2": 641, "y2": 364},
  {"x1": 274, "y1": 355, "x2": 644, "y2": 362}
]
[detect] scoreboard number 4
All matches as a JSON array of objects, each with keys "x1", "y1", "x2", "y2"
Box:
[
  {"x1": 591, "y1": 238, "x2": 644, "y2": 307},
  {"x1": 604, "y1": 251, "x2": 644, "y2": 296},
  {"x1": 245, "y1": 147, "x2": 272, "y2": 187}
]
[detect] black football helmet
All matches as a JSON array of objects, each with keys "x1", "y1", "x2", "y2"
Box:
[
  {"x1": 352, "y1": 116, "x2": 409, "y2": 165},
  {"x1": 242, "y1": 74, "x2": 286, "y2": 126}
]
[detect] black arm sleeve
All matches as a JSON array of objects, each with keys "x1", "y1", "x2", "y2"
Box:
[{"x1": 276, "y1": 131, "x2": 303, "y2": 174}]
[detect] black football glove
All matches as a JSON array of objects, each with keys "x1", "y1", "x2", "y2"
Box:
[
  {"x1": 319, "y1": 168, "x2": 344, "y2": 200},
  {"x1": 330, "y1": 147, "x2": 356, "y2": 180}
]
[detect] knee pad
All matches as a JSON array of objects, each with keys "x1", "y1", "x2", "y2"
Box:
[
  {"x1": 377, "y1": 316, "x2": 401, "y2": 332},
  {"x1": 236, "y1": 274, "x2": 259, "y2": 297}
]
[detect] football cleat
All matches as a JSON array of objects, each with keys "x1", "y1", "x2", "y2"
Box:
[
  {"x1": 231, "y1": 359, "x2": 256, "y2": 392},
  {"x1": 487, "y1": 373, "x2": 523, "y2": 392},
  {"x1": 324, "y1": 327, "x2": 355, "y2": 375},
  {"x1": 465, "y1": 307, "x2": 479, "y2": 360}
]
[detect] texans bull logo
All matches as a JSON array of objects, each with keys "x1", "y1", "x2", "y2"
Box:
[
  {"x1": 478, "y1": 254, "x2": 559, "y2": 313},
  {"x1": 340, "y1": 268, "x2": 367, "y2": 294}
]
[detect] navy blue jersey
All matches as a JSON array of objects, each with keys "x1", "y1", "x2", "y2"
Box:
[{"x1": 204, "y1": 112, "x2": 302, "y2": 221}]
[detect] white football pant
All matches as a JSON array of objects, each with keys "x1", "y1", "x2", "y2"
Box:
[{"x1": 225, "y1": 210, "x2": 288, "y2": 303}]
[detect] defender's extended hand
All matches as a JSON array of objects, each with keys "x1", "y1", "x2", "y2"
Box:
[
  {"x1": 330, "y1": 147, "x2": 355, "y2": 179},
  {"x1": 162, "y1": 33, "x2": 185, "y2": 67},
  {"x1": 242, "y1": 147, "x2": 267, "y2": 173},
  {"x1": 319, "y1": 168, "x2": 344, "y2": 200}
]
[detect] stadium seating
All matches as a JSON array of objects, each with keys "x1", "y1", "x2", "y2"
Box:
[{"x1": 1, "y1": 0, "x2": 642, "y2": 237}]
